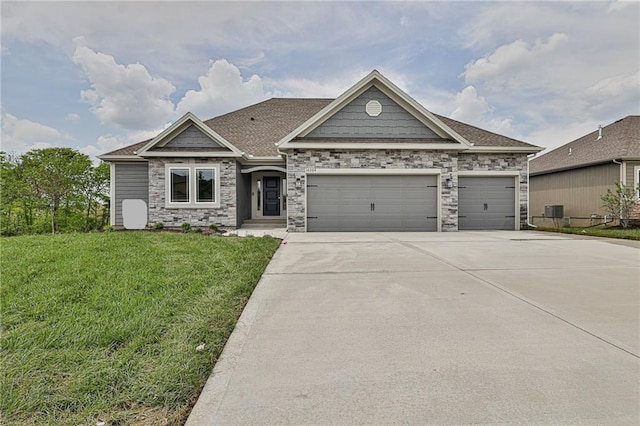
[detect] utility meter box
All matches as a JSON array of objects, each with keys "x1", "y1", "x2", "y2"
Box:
[{"x1": 544, "y1": 205, "x2": 564, "y2": 218}]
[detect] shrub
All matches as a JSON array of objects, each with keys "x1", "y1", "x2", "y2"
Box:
[
  {"x1": 153, "y1": 222, "x2": 164, "y2": 230},
  {"x1": 181, "y1": 223, "x2": 192, "y2": 233},
  {"x1": 208, "y1": 224, "x2": 219, "y2": 230},
  {"x1": 601, "y1": 182, "x2": 639, "y2": 228}
]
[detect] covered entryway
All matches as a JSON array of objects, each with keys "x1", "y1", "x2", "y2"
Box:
[
  {"x1": 458, "y1": 176, "x2": 517, "y2": 230},
  {"x1": 306, "y1": 174, "x2": 438, "y2": 232}
]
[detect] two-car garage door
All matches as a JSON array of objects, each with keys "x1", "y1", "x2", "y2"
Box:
[{"x1": 307, "y1": 175, "x2": 438, "y2": 231}]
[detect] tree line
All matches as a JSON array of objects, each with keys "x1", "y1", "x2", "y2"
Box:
[{"x1": 0, "y1": 148, "x2": 110, "y2": 236}]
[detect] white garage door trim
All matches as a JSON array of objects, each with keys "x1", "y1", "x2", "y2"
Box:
[
  {"x1": 457, "y1": 172, "x2": 520, "y2": 231},
  {"x1": 305, "y1": 168, "x2": 442, "y2": 232}
]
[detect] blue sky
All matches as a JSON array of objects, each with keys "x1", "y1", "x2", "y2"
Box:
[{"x1": 2, "y1": 1, "x2": 639, "y2": 162}]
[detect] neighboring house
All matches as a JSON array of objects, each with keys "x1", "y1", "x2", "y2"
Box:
[
  {"x1": 99, "y1": 70, "x2": 542, "y2": 232},
  {"x1": 529, "y1": 115, "x2": 640, "y2": 221}
]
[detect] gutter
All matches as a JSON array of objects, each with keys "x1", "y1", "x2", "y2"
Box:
[{"x1": 527, "y1": 154, "x2": 537, "y2": 228}]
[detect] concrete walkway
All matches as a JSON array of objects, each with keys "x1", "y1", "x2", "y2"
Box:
[{"x1": 187, "y1": 231, "x2": 640, "y2": 425}]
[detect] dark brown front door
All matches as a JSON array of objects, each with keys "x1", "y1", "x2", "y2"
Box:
[{"x1": 263, "y1": 176, "x2": 280, "y2": 216}]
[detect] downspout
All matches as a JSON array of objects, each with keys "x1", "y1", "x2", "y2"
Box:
[{"x1": 527, "y1": 154, "x2": 537, "y2": 228}]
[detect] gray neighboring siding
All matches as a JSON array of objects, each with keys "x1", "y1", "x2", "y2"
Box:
[
  {"x1": 530, "y1": 162, "x2": 619, "y2": 217},
  {"x1": 162, "y1": 125, "x2": 223, "y2": 149},
  {"x1": 306, "y1": 86, "x2": 441, "y2": 139},
  {"x1": 236, "y1": 165, "x2": 252, "y2": 227},
  {"x1": 625, "y1": 160, "x2": 640, "y2": 187},
  {"x1": 114, "y1": 163, "x2": 149, "y2": 226}
]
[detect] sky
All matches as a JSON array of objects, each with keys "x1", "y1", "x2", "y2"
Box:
[{"x1": 1, "y1": 1, "x2": 639, "y2": 163}]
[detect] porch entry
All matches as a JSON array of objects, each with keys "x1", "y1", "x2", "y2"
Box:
[{"x1": 263, "y1": 176, "x2": 281, "y2": 216}]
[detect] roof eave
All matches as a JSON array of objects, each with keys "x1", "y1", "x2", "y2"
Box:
[
  {"x1": 97, "y1": 154, "x2": 146, "y2": 162},
  {"x1": 464, "y1": 146, "x2": 544, "y2": 154},
  {"x1": 278, "y1": 142, "x2": 467, "y2": 150}
]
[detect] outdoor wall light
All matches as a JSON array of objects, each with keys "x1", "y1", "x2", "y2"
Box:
[
  {"x1": 445, "y1": 178, "x2": 453, "y2": 189},
  {"x1": 295, "y1": 177, "x2": 302, "y2": 189}
]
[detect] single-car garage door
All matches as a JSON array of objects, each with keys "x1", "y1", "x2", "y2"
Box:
[
  {"x1": 307, "y1": 175, "x2": 438, "y2": 232},
  {"x1": 458, "y1": 176, "x2": 516, "y2": 230}
]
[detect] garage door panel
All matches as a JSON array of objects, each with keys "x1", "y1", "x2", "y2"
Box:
[
  {"x1": 307, "y1": 175, "x2": 437, "y2": 232},
  {"x1": 459, "y1": 177, "x2": 516, "y2": 231}
]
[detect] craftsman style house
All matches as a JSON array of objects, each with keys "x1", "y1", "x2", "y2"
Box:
[{"x1": 99, "y1": 70, "x2": 542, "y2": 232}]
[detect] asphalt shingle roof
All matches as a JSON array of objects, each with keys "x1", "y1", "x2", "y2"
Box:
[
  {"x1": 530, "y1": 115, "x2": 640, "y2": 175},
  {"x1": 103, "y1": 98, "x2": 539, "y2": 157}
]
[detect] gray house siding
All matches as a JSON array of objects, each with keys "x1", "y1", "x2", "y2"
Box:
[
  {"x1": 529, "y1": 162, "x2": 619, "y2": 218},
  {"x1": 147, "y1": 158, "x2": 237, "y2": 228},
  {"x1": 114, "y1": 163, "x2": 149, "y2": 226},
  {"x1": 159, "y1": 125, "x2": 224, "y2": 149},
  {"x1": 236, "y1": 165, "x2": 252, "y2": 227},
  {"x1": 306, "y1": 87, "x2": 442, "y2": 139}
]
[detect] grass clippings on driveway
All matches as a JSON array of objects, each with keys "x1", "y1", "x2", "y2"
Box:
[
  {"x1": 535, "y1": 226, "x2": 640, "y2": 240},
  {"x1": 1, "y1": 232, "x2": 281, "y2": 425}
]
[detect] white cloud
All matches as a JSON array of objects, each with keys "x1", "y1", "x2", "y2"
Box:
[
  {"x1": 176, "y1": 59, "x2": 267, "y2": 118},
  {"x1": 449, "y1": 85, "x2": 515, "y2": 135},
  {"x1": 72, "y1": 38, "x2": 176, "y2": 131},
  {"x1": 65, "y1": 113, "x2": 80, "y2": 121},
  {"x1": 450, "y1": 85, "x2": 492, "y2": 124},
  {"x1": 1, "y1": 113, "x2": 71, "y2": 154},
  {"x1": 79, "y1": 135, "x2": 128, "y2": 164},
  {"x1": 462, "y1": 33, "x2": 569, "y2": 84}
]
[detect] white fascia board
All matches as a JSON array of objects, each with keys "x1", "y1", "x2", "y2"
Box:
[
  {"x1": 457, "y1": 170, "x2": 520, "y2": 176},
  {"x1": 463, "y1": 146, "x2": 544, "y2": 153},
  {"x1": 278, "y1": 142, "x2": 466, "y2": 150},
  {"x1": 140, "y1": 151, "x2": 242, "y2": 158},
  {"x1": 135, "y1": 112, "x2": 244, "y2": 156},
  {"x1": 308, "y1": 168, "x2": 441, "y2": 175},
  {"x1": 98, "y1": 155, "x2": 147, "y2": 162}
]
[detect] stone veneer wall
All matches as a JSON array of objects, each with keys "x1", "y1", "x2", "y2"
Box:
[
  {"x1": 457, "y1": 153, "x2": 529, "y2": 228},
  {"x1": 286, "y1": 150, "x2": 459, "y2": 232},
  {"x1": 286, "y1": 150, "x2": 530, "y2": 231},
  {"x1": 148, "y1": 158, "x2": 238, "y2": 228}
]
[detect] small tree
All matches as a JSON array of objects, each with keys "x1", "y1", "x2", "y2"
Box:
[
  {"x1": 601, "y1": 181, "x2": 639, "y2": 228},
  {"x1": 20, "y1": 148, "x2": 92, "y2": 234}
]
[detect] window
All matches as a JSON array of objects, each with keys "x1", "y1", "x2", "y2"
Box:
[{"x1": 166, "y1": 164, "x2": 220, "y2": 208}]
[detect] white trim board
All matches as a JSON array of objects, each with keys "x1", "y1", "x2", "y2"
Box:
[{"x1": 306, "y1": 168, "x2": 442, "y2": 176}]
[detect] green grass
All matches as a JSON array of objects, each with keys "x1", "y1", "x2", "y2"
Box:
[
  {"x1": 1, "y1": 232, "x2": 281, "y2": 425},
  {"x1": 535, "y1": 226, "x2": 640, "y2": 240}
]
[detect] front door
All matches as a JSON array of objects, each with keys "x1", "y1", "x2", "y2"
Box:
[{"x1": 263, "y1": 176, "x2": 281, "y2": 216}]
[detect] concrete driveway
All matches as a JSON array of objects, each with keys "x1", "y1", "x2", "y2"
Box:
[{"x1": 187, "y1": 231, "x2": 640, "y2": 425}]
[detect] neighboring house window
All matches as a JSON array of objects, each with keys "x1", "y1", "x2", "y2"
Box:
[{"x1": 166, "y1": 164, "x2": 220, "y2": 208}]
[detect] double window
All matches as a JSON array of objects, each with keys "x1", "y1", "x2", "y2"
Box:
[{"x1": 166, "y1": 164, "x2": 220, "y2": 208}]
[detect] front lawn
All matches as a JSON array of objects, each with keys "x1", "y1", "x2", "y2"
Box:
[
  {"x1": 1, "y1": 232, "x2": 281, "y2": 425},
  {"x1": 535, "y1": 226, "x2": 640, "y2": 240}
]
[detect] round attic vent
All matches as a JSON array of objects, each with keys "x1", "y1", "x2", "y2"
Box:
[{"x1": 365, "y1": 100, "x2": 382, "y2": 117}]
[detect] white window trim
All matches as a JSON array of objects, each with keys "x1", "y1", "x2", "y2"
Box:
[{"x1": 165, "y1": 163, "x2": 221, "y2": 208}]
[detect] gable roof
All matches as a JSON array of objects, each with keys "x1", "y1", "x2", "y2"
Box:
[
  {"x1": 530, "y1": 115, "x2": 640, "y2": 175},
  {"x1": 135, "y1": 112, "x2": 243, "y2": 157},
  {"x1": 101, "y1": 73, "x2": 541, "y2": 159},
  {"x1": 277, "y1": 70, "x2": 474, "y2": 150}
]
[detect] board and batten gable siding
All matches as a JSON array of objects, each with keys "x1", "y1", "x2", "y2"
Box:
[
  {"x1": 529, "y1": 162, "x2": 619, "y2": 218},
  {"x1": 114, "y1": 163, "x2": 149, "y2": 226},
  {"x1": 159, "y1": 125, "x2": 224, "y2": 149},
  {"x1": 306, "y1": 86, "x2": 442, "y2": 139}
]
